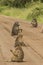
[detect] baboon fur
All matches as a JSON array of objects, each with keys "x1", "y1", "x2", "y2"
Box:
[
  {"x1": 10, "y1": 45, "x2": 24, "y2": 62},
  {"x1": 14, "y1": 34, "x2": 26, "y2": 47},
  {"x1": 31, "y1": 18, "x2": 38, "y2": 27},
  {"x1": 11, "y1": 22, "x2": 20, "y2": 36}
]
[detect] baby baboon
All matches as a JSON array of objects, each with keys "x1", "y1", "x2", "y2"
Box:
[
  {"x1": 14, "y1": 34, "x2": 26, "y2": 47},
  {"x1": 10, "y1": 45, "x2": 24, "y2": 62},
  {"x1": 31, "y1": 18, "x2": 38, "y2": 27}
]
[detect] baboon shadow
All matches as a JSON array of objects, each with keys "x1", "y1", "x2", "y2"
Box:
[{"x1": 5, "y1": 60, "x2": 27, "y2": 63}]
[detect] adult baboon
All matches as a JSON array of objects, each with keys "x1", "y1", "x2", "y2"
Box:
[
  {"x1": 10, "y1": 45, "x2": 24, "y2": 62},
  {"x1": 31, "y1": 18, "x2": 38, "y2": 27},
  {"x1": 11, "y1": 22, "x2": 20, "y2": 36},
  {"x1": 14, "y1": 34, "x2": 26, "y2": 47}
]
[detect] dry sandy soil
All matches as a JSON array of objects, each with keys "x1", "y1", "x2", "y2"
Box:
[{"x1": 0, "y1": 15, "x2": 43, "y2": 65}]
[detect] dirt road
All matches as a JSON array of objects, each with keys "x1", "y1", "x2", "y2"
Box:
[{"x1": 0, "y1": 15, "x2": 43, "y2": 65}]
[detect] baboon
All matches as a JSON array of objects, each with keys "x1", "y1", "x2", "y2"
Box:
[
  {"x1": 14, "y1": 34, "x2": 26, "y2": 47},
  {"x1": 11, "y1": 22, "x2": 20, "y2": 36},
  {"x1": 31, "y1": 18, "x2": 38, "y2": 27},
  {"x1": 10, "y1": 45, "x2": 24, "y2": 62},
  {"x1": 11, "y1": 22, "x2": 22, "y2": 36}
]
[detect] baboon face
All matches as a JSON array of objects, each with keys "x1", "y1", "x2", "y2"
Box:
[{"x1": 14, "y1": 22, "x2": 20, "y2": 26}]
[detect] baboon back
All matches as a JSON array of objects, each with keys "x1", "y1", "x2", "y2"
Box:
[
  {"x1": 11, "y1": 46, "x2": 24, "y2": 62},
  {"x1": 12, "y1": 24, "x2": 19, "y2": 35}
]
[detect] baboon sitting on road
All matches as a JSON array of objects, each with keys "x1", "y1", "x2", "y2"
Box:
[
  {"x1": 31, "y1": 18, "x2": 38, "y2": 27},
  {"x1": 11, "y1": 22, "x2": 22, "y2": 36},
  {"x1": 10, "y1": 45, "x2": 24, "y2": 62},
  {"x1": 14, "y1": 34, "x2": 26, "y2": 47}
]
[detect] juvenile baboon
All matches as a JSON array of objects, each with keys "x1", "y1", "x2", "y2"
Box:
[
  {"x1": 14, "y1": 34, "x2": 26, "y2": 47},
  {"x1": 31, "y1": 18, "x2": 38, "y2": 27},
  {"x1": 10, "y1": 45, "x2": 24, "y2": 62}
]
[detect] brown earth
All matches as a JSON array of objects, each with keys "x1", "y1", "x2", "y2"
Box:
[{"x1": 0, "y1": 15, "x2": 43, "y2": 65}]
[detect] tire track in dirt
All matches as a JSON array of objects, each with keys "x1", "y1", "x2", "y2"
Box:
[{"x1": 0, "y1": 43, "x2": 7, "y2": 65}]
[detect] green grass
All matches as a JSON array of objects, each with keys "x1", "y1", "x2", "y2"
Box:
[{"x1": 0, "y1": 2, "x2": 43, "y2": 23}]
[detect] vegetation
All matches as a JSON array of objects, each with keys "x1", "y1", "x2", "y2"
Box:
[{"x1": 0, "y1": 0, "x2": 43, "y2": 22}]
